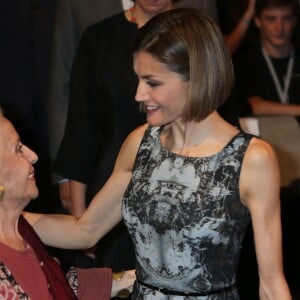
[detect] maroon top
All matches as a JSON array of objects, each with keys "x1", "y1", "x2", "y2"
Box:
[
  {"x1": 0, "y1": 216, "x2": 112, "y2": 299},
  {"x1": 0, "y1": 242, "x2": 52, "y2": 299},
  {"x1": 18, "y1": 215, "x2": 77, "y2": 299}
]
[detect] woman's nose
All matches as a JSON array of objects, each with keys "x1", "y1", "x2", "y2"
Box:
[
  {"x1": 135, "y1": 82, "x2": 150, "y2": 103},
  {"x1": 24, "y1": 145, "x2": 38, "y2": 164}
]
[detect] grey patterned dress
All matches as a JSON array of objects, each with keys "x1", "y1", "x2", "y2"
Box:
[{"x1": 122, "y1": 126, "x2": 253, "y2": 299}]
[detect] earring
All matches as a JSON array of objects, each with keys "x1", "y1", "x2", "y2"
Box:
[{"x1": 0, "y1": 186, "x2": 5, "y2": 201}]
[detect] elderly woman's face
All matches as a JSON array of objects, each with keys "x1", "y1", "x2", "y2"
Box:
[{"x1": 0, "y1": 117, "x2": 38, "y2": 204}]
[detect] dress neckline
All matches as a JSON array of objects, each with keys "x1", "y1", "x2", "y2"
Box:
[{"x1": 156, "y1": 126, "x2": 242, "y2": 159}]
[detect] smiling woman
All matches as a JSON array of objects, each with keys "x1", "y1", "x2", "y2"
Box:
[
  {"x1": 0, "y1": 108, "x2": 76, "y2": 299},
  {"x1": 0, "y1": 107, "x2": 113, "y2": 299},
  {"x1": 0, "y1": 109, "x2": 39, "y2": 208},
  {"x1": 23, "y1": 9, "x2": 291, "y2": 299}
]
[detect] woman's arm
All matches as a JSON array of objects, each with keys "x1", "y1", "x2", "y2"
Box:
[
  {"x1": 248, "y1": 96, "x2": 300, "y2": 116},
  {"x1": 240, "y1": 138, "x2": 291, "y2": 300},
  {"x1": 223, "y1": 0, "x2": 256, "y2": 55},
  {"x1": 24, "y1": 124, "x2": 148, "y2": 249}
]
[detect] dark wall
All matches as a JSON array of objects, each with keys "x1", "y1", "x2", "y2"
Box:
[{"x1": 0, "y1": 0, "x2": 56, "y2": 212}]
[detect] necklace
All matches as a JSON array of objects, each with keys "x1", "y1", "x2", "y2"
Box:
[
  {"x1": 261, "y1": 47, "x2": 294, "y2": 104},
  {"x1": 129, "y1": 5, "x2": 136, "y2": 23}
]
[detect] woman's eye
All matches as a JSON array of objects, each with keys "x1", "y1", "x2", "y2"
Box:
[{"x1": 147, "y1": 81, "x2": 161, "y2": 87}]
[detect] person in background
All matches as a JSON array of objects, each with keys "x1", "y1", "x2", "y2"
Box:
[
  {"x1": 48, "y1": 0, "x2": 125, "y2": 210},
  {"x1": 27, "y1": 8, "x2": 291, "y2": 299},
  {"x1": 0, "y1": 107, "x2": 113, "y2": 300},
  {"x1": 217, "y1": 0, "x2": 258, "y2": 57},
  {"x1": 233, "y1": 0, "x2": 300, "y2": 119},
  {"x1": 216, "y1": 0, "x2": 258, "y2": 123}
]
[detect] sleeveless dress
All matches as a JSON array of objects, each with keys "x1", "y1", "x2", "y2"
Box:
[{"x1": 122, "y1": 126, "x2": 253, "y2": 299}]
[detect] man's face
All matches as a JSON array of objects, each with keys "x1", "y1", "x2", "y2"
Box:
[{"x1": 255, "y1": 6, "x2": 297, "y2": 50}]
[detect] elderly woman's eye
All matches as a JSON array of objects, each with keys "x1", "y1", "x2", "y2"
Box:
[{"x1": 16, "y1": 142, "x2": 24, "y2": 153}]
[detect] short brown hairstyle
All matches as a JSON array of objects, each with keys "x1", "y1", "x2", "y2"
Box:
[
  {"x1": 133, "y1": 8, "x2": 234, "y2": 122},
  {"x1": 255, "y1": 0, "x2": 299, "y2": 17}
]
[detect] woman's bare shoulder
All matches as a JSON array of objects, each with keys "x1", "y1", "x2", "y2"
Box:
[
  {"x1": 114, "y1": 123, "x2": 149, "y2": 171},
  {"x1": 123, "y1": 123, "x2": 149, "y2": 149},
  {"x1": 245, "y1": 136, "x2": 278, "y2": 166},
  {"x1": 240, "y1": 136, "x2": 280, "y2": 205}
]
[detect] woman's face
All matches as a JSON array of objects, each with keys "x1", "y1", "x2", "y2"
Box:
[
  {"x1": 135, "y1": 0, "x2": 174, "y2": 15},
  {"x1": 134, "y1": 51, "x2": 189, "y2": 126},
  {"x1": 0, "y1": 117, "x2": 38, "y2": 205}
]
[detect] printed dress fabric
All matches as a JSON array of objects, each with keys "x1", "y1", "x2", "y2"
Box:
[
  {"x1": 0, "y1": 262, "x2": 29, "y2": 299},
  {"x1": 122, "y1": 126, "x2": 253, "y2": 299}
]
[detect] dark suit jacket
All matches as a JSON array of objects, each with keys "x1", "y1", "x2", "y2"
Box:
[
  {"x1": 0, "y1": 0, "x2": 57, "y2": 212},
  {"x1": 0, "y1": 0, "x2": 55, "y2": 152},
  {"x1": 48, "y1": 0, "x2": 123, "y2": 168}
]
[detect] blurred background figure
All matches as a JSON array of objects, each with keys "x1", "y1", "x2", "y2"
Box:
[
  {"x1": 48, "y1": 0, "x2": 124, "y2": 206},
  {"x1": 233, "y1": 0, "x2": 300, "y2": 121},
  {"x1": 216, "y1": 0, "x2": 258, "y2": 58}
]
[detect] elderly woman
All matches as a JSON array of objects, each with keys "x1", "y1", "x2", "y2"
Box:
[{"x1": 0, "y1": 108, "x2": 114, "y2": 299}]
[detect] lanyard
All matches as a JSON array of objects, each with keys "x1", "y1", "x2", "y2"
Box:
[{"x1": 261, "y1": 47, "x2": 294, "y2": 104}]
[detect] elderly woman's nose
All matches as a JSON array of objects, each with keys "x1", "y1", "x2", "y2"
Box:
[{"x1": 24, "y1": 145, "x2": 38, "y2": 164}]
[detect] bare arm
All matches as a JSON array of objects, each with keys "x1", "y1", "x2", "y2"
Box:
[
  {"x1": 249, "y1": 96, "x2": 300, "y2": 116},
  {"x1": 224, "y1": 0, "x2": 256, "y2": 55},
  {"x1": 240, "y1": 138, "x2": 291, "y2": 299},
  {"x1": 24, "y1": 124, "x2": 148, "y2": 249}
]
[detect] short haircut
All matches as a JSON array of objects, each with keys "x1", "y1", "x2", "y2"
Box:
[
  {"x1": 133, "y1": 8, "x2": 234, "y2": 122},
  {"x1": 255, "y1": 0, "x2": 299, "y2": 17}
]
